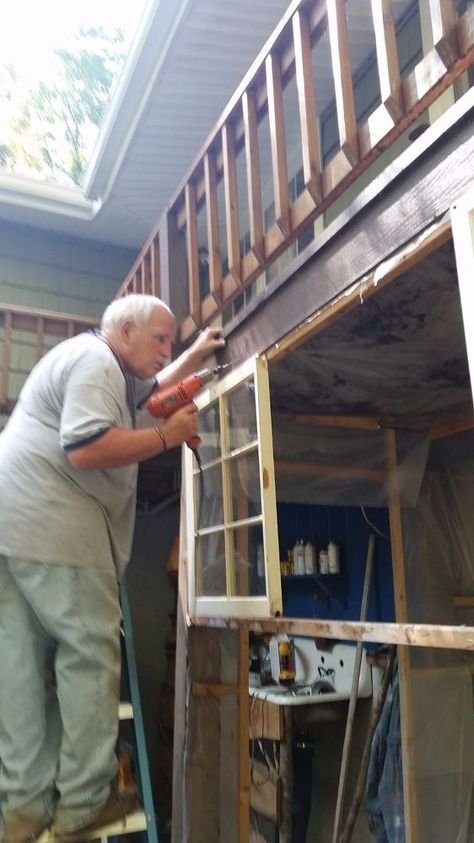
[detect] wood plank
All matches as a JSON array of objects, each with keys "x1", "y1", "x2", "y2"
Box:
[
  {"x1": 371, "y1": 0, "x2": 403, "y2": 121},
  {"x1": 275, "y1": 460, "x2": 385, "y2": 482},
  {"x1": 1, "y1": 310, "x2": 12, "y2": 406},
  {"x1": 384, "y1": 428, "x2": 419, "y2": 843},
  {"x1": 191, "y1": 616, "x2": 474, "y2": 651},
  {"x1": 204, "y1": 151, "x2": 222, "y2": 306},
  {"x1": 142, "y1": 252, "x2": 151, "y2": 295},
  {"x1": 185, "y1": 181, "x2": 201, "y2": 323},
  {"x1": 327, "y1": 0, "x2": 359, "y2": 167},
  {"x1": 150, "y1": 238, "x2": 160, "y2": 297},
  {"x1": 428, "y1": 414, "x2": 474, "y2": 440},
  {"x1": 292, "y1": 9, "x2": 322, "y2": 202},
  {"x1": 249, "y1": 698, "x2": 284, "y2": 741},
  {"x1": 242, "y1": 90, "x2": 264, "y2": 264},
  {"x1": 454, "y1": 596, "x2": 474, "y2": 607},
  {"x1": 192, "y1": 682, "x2": 239, "y2": 698},
  {"x1": 265, "y1": 52, "x2": 290, "y2": 237},
  {"x1": 250, "y1": 758, "x2": 279, "y2": 823},
  {"x1": 222, "y1": 122, "x2": 241, "y2": 292},
  {"x1": 238, "y1": 627, "x2": 250, "y2": 843},
  {"x1": 428, "y1": 0, "x2": 458, "y2": 67},
  {"x1": 293, "y1": 413, "x2": 381, "y2": 430},
  {"x1": 35, "y1": 316, "x2": 44, "y2": 363},
  {"x1": 1, "y1": 303, "x2": 97, "y2": 330}
]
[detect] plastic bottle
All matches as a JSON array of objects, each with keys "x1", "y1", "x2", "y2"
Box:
[
  {"x1": 318, "y1": 548, "x2": 329, "y2": 574},
  {"x1": 328, "y1": 540, "x2": 340, "y2": 574},
  {"x1": 296, "y1": 540, "x2": 305, "y2": 575},
  {"x1": 304, "y1": 540, "x2": 316, "y2": 574}
]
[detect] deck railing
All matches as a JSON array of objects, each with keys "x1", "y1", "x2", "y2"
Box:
[
  {"x1": 0, "y1": 304, "x2": 97, "y2": 414},
  {"x1": 115, "y1": 0, "x2": 474, "y2": 341}
]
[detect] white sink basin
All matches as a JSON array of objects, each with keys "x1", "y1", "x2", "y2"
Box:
[{"x1": 249, "y1": 639, "x2": 372, "y2": 706}]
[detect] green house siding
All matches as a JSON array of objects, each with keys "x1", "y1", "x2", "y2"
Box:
[{"x1": 0, "y1": 221, "x2": 136, "y2": 428}]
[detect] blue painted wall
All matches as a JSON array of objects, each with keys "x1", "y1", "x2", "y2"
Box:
[{"x1": 277, "y1": 503, "x2": 395, "y2": 624}]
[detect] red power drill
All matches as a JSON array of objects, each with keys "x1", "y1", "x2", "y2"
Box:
[{"x1": 146, "y1": 363, "x2": 233, "y2": 450}]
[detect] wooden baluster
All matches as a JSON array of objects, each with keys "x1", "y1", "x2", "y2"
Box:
[
  {"x1": 242, "y1": 89, "x2": 264, "y2": 265},
  {"x1": 327, "y1": 0, "x2": 359, "y2": 167},
  {"x1": 185, "y1": 181, "x2": 201, "y2": 328},
  {"x1": 265, "y1": 52, "x2": 290, "y2": 238},
  {"x1": 36, "y1": 316, "x2": 45, "y2": 362},
  {"x1": 203, "y1": 151, "x2": 222, "y2": 320},
  {"x1": 428, "y1": 0, "x2": 458, "y2": 67},
  {"x1": 150, "y1": 238, "x2": 161, "y2": 298},
  {"x1": 67, "y1": 321, "x2": 75, "y2": 338},
  {"x1": 371, "y1": 0, "x2": 403, "y2": 121},
  {"x1": 222, "y1": 122, "x2": 241, "y2": 297},
  {"x1": 1, "y1": 310, "x2": 12, "y2": 410},
  {"x1": 141, "y1": 258, "x2": 148, "y2": 294},
  {"x1": 293, "y1": 10, "x2": 322, "y2": 203}
]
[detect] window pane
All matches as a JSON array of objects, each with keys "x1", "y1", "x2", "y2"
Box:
[
  {"x1": 229, "y1": 450, "x2": 261, "y2": 521},
  {"x1": 231, "y1": 523, "x2": 265, "y2": 597},
  {"x1": 198, "y1": 401, "x2": 221, "y2": 463},
  {"x1": 227, "y1": 378, "x2": 257, "y2": 452},
  {"x1": 195, "y1": 464, "x2": 223, "y2": 530},
  {"x1": 196, "y1": 530, "x2": 226, "y2": 596}
]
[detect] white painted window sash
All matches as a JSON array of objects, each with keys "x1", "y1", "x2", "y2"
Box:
[
  {"x1": 451, "y1": 183, "x2": 474, "y2": 405},
  {"x1": 184, "y1": 355, "x2": 282, "y2": 619}
]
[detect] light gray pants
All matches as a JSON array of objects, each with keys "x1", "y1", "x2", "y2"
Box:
[{"x1": 0, "y1": 556, "x2": 121, "y2": 836}]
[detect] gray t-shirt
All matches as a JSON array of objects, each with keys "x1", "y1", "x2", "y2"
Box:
[{"x1": 0, "y1": 332, "x2": 155, "y2": 578}]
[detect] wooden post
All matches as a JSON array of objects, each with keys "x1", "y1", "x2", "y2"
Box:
[
  {"x1": 159, "y1": 209, "x2": 189, "y2": 339},
  {"x1": 293, "y1": 9, "x2": 322, "y2": 203},
  {"x1": 0, "y1": 310, "x2": 12, "y2": 408},
  {"x1": 327, "y1": 0, "x2": 359, "y2": 167},
  {"x1": 242, "y1": 89, "x2": 264, "y2": 265},
  {"x1": 238, "y1": 627, "x2": 250, "y2": 842},
  {"x1": 35, "y1": 316, "x2": 44, "y2": 363},
  {"x1": 384, "y1": 428, "x2": 419, "y2": 843},
  {"x1": 185, "y1": 181, "x2": 201, "y2": 326},
  {"x1": 428, "y1": 0, "x2": 458, "y2": 67},
  {"x1": 371, "y1": 0, "x2": 403, "y2": 121},
  {"x1": 203, "y1": 151, "x2": 222, "y2": 318},
  {"x1": 265, "y1": 51, "x2": 290, "y2": 238},
  {"x1": 222, "y1": 122, "x2": 242, "y2": 298}
]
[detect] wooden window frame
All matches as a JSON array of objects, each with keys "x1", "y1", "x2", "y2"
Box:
[
  {"x1": 184, "y1": 355, "x2": 282, "y2": 619},
  {"x1": 452, "y1": 181, "x2": 474, "y2": 401}
]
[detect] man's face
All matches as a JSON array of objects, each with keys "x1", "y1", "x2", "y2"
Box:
[{"x1": 122, "y1": 306, "x2": 177, "y2": 379}]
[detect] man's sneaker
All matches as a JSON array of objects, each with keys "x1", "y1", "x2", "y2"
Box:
[
  {"x1": 0, "y1": 809, "x2": 52, "y2": 843},
  {"x1": 54, "y1": 785, "x2": 139, "y2": 843}
]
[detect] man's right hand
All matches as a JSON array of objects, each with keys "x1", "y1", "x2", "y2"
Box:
[{"x1": 161, "y1": 402, "x2": 198, "y2": 449}]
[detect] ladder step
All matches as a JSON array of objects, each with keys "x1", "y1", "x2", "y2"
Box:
[
  {"x1": 119, "y1": 702, "x2": 134, "y2": 720},
  {"x1": 37, "y1": 811, "x2": 148, "y2": 843}
]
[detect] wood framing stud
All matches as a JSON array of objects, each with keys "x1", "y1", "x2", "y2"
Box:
[
  {"x1": 242, "y1": 89, "x2": 264, "y2": 264},
  {"x1": 327, "y1": 0, "x2": 359, "y2": 167},
  {"x1": 429, "y1": 0, "x2": 459, "y2": 68},
  {"x1": 222, "y1": 122, "x2": 242, "y2": 290},
  {"x1": 371, "y1": 0, "x2": 403, "y2": 121},
  {"x1": 265, "y1": 52, "x2": 291, "y2": 237},
  {"x1": 292, "y1": 9, "x2": 322, "y2": 202}
]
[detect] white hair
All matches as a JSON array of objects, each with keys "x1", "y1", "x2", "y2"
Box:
[{"x1": 100, "y1": 294, "x2": 172, "y2": 332}]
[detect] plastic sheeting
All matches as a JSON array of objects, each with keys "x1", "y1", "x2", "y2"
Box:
[{"x1": 272, "y1": 413, "x2": 429, "y2": 508}]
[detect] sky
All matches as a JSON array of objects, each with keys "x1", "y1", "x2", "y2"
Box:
[{"x1": 0, "y1": 0, "x2": 150, "y2": 81}]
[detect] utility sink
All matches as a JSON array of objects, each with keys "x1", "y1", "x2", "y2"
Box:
[{"x1": 249, "y1": 639, "x2": 372, "y2": 706}]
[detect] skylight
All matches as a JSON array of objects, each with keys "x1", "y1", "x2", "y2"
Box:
[{"x1": 0, "y1": 0, "x2": 149, "y2": 188}]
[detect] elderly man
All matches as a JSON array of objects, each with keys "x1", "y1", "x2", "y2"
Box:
[{"x1": 0, "y1": 295, "x2": 224, "y2": 843}]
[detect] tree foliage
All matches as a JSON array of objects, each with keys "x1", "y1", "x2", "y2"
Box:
[{"x1": 0, "y1": 26, "x2": 126, "y2": 185}]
